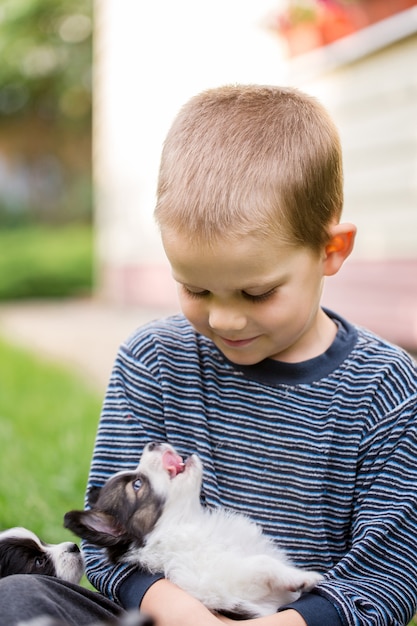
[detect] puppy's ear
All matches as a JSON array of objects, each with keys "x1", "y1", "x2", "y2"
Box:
[
  {"x1": 64, "y1": 510, "x2": 125, "y2": 545},
  {"x1": 87, "y1": 485, "x2": 102, "y2": 506}
]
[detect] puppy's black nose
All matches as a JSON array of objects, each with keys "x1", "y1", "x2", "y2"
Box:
[
  {"x1": 68, "y1": 543, "x2": 80, "y2": 553},
  {"x1": 147, "y1": 441, "x2": 162, "y2": 451}
]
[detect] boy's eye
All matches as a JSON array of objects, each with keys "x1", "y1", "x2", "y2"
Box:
[
  {"x1": 182, "y1": 285, "x2": 277, "y2": 303},
  {"x1": 242, "y1": 288, "x2": 277, "y2": 303},
  {"x1": 182, "y1": 286, "x2": 210, "y2": 299}
]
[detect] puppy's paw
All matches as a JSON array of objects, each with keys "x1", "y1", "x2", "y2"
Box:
[{"x1": 285, "y1": 570, "x2": 323, "y2": 593}]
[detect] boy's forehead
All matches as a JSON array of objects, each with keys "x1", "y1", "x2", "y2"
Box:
[
  {"x1": 162, "y1": 228, "x2": 289, "y2": 258},
  {"x1": 164, "y1": 231, "x2": 261, "y2": 264},
  {"x1": 163, "y1": 230, "x2": 305, "y2": 288}
]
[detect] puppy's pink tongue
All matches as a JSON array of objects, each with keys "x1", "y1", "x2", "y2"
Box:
[{"x1": 162, "y1": 451, "x2": 185, "y2": 477}]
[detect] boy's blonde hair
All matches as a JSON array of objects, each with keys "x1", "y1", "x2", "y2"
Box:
[{"x1": 155, "y1": 84, "x2": 343, "y2": 252}]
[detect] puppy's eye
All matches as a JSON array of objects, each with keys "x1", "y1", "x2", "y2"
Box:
[
  {"x1": 133, "y1": 478, "x2": 143, "y2": 492},
  {"x1": 35, "y1": 556, "x2": 46, "y2": 569}
]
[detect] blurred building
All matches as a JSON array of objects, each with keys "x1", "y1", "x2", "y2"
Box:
[
  {"x1": 287, "y1": 4, "x2": 417, "y2": 351},
  {"x1": 94, "y1": 0, "x2": 417, "y2": 351}
]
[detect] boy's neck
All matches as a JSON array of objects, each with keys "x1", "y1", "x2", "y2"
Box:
[{"x1": 272, "y1": 308, "x2": 338, "y2": 364}]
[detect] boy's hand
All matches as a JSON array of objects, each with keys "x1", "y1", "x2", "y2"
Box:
[
  {"x1": 142, "y1": 579, "x2": 307, "y2": 626},
  {"x1": 141, "y1": 579, "x2": 227, "y2": 626},
  {"x1": 217, "y1": 609, "x2": 307, "y2": 625}
]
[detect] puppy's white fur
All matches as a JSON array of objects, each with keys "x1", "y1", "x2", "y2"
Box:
[
  {"x1": 66, "y1": 443, "x2": 323, "y2": 617},
  {"x1": 134, "y1": 445, "x2": 322, "y2": 616},
  {"x1": 0, "y1": 527, "x2": 84, "y2": 583}
]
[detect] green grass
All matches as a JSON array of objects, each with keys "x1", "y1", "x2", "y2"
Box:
[
  {"x1": 0, "y1": 225, "x2": 93, "y2": 300},
  {"x1": 0, "y1": 336, "x2": 101, "y2": 543}
]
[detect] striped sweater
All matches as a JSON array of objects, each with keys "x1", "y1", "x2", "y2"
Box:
[{"x1": 84, "y1": 310, "x2": 417, "y2": 626}]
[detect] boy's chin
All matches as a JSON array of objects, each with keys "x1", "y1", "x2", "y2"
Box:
[{"x1": 214, "y1": 344, "x2": 267, "y2": 366}]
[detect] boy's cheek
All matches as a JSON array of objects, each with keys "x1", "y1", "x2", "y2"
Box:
[{"x1": 177, "y1": 297, "x2": 203, "y2": 325}]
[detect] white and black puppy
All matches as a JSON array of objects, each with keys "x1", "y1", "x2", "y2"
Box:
[
  {"x1": 65, "y1": 442, "x2": 323, "y2": 618},
  {"x1": 0, "y1": 527, "x2": 84, "y2": 584}
]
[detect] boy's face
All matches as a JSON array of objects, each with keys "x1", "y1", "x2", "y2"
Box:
[{"x1": 162, "y1": 231, "x2": 336, "y2": 365}]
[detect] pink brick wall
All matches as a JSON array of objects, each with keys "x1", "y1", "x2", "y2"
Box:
[
  {"x1": 99, "y1": 259, "x2": 417, "y2": 353},
  {"x1": 323, "y1": 259, "x2": 417, "y2": 353}
]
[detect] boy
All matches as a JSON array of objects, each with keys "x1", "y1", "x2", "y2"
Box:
[
  {"x1": 1, "y1": 85, "x2": 416, "y2": 626},
  {"x1": 84, "y1": 85, "x2": 417, "y2": 625}
]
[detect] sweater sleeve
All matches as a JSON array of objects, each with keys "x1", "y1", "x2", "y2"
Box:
[
  {"x1": 303, "y1": 395, "x2": 417, "y2": 626},
  {"x1": 118, "y1": 570, "x2": 164, "y2": 609},
  {"x1": 83, "y1": 339, "x2": 169, "y2": 604},
  {"x1": 279, "y1": 593, "x2": 343, "y2": 626}
]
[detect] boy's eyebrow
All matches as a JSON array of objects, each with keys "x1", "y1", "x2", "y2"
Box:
[
  {"x1": 171, "y1": 271, "x2": 190, "y2": 284},
  {"x1": 240, "y1": 281, "x2": 282, "y2": 293},
  {"x1": 173, "y1": 275, "x2": 283, "y2": 292}
]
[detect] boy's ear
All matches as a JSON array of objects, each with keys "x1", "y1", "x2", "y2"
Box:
[{"x1": 323, "y1": 222, "x2": 356, "y2": 276}]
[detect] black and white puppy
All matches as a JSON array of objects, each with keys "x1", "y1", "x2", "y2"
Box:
[
  {"x1": 65, "y1": 442, "x2": 323, "y2": 618},
  {"x1": 0, "y1": 527, "x2": 84, "y2": 584}
]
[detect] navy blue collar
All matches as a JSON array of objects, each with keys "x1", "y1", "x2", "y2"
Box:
[{"x1": 224, "y1": 309, "x2": 358, "y2": 386}]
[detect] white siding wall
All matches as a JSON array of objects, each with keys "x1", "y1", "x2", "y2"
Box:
[
  {"x1": 288, "y1": 16, "x2": 417, "y2": 260},
  {"x1": 288, "y1": 14, "x2": 417, "y2": 348}
]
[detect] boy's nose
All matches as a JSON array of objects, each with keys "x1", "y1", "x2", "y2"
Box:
[{"x1": 208, "y1": 306, "x2": 247, "y2": 332}]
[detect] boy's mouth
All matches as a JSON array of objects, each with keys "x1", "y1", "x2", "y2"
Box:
[{"x1": 219, "y1": 336, "x2": 258, "y2": 348}]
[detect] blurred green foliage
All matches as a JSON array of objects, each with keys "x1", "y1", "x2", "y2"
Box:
[
  {"x1": 0, "y1": 0, "x2": 93, "y2": 224},
  {"x1": 0, "y1": 225, "x2": 93, "y2": 299},
  {"x1": 0, "y1": 0, "x2": 92, "y2": 126}
]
